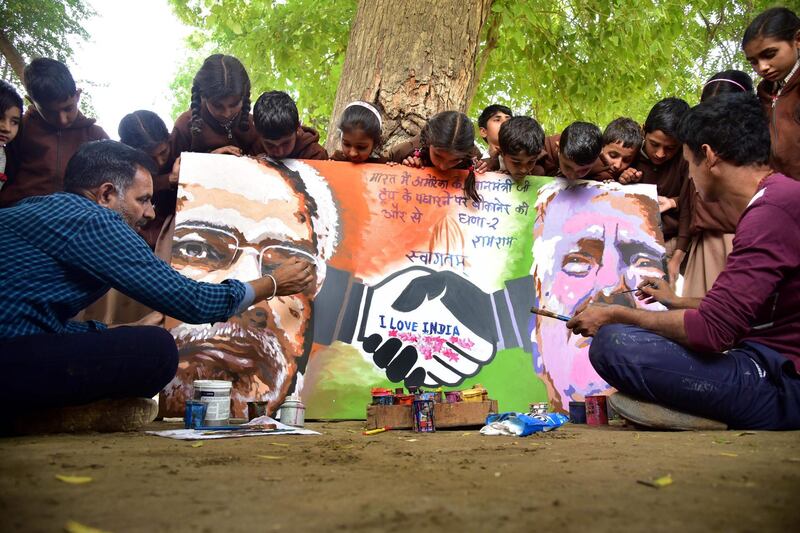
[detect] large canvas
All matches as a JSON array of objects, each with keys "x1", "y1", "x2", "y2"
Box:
[{"x1": 161, "y1": 153, "x2": 667, "y2": 418}]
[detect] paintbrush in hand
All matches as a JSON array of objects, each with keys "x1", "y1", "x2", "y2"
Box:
[{"x1": 530, "y1": 307, "x2": 572, "y2": 322}]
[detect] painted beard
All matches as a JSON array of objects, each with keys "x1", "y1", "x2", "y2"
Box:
[{"x1": 162, "y1": 320, "x2": 291, "y2": 417}]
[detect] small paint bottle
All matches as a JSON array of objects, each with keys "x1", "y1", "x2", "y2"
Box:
[{"x1": 278, "y1": 394, "x2": 306, "y2": 428}]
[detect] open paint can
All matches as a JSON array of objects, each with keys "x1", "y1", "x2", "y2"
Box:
[
  {"x1": 183, "y1": 401, "x2": 207, "y2": 429},
  {"x1": 585, "y1": 395, "x2": 609, "y2": 426},
  {"x1": 193, "y1": 380, "x2": 232, "y2": 425},
  {"x1": 445, "y1": 391, "x2": 462, "y2": 403},
  {"x1": 569, "y1": 401, "x2": 587, "y2": 424}
]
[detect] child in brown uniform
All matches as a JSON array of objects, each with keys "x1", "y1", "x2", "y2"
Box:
[
  {"x1": 330, "y1": 101, "x2": 387, "y2": 163},
  {"x1": 676, "y1": 70, "x2": 755, "y2": 298},
  {"x1": 170, "y1": 54, "x2": 260, "y2": 158},
  {"x1": 0, "y1": 81, "x2": 22, "y2": 192},
  {"x1": 742, "y1": 7, "x2": 800, "y2": 180},
  {"x1": 0, "y1": 58, "x2": 108, "y2": 208},
  {"x1": 477, "y1": 104, "x2": 512, "y2": 158},
  {"x1": 253, "y1": 91, "x2": 328, "y2": 160},
  {"x1": 387, "y1": 111, "x2": 484, "y2": 202},
  {"x1": 538, "y1": 122, "x2": 607, "y2": 180},
  {"x1": 490, "y1": 116, "x2": 546, "y2": 180},
  {"x1": 601, "y1": 117, "x2": 644, "y2": 183},
  {"x1": 119, "y1": 110, "x2": 179, "y2": 252},
  {"x1": 630, "y1": 97, "x2": 690, "y2": 281}
]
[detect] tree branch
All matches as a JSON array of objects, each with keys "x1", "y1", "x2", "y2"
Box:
[
  {"x1": 0, "y1": 29, "x2": 25, "y2": 81},
  {"x1": 466, "y1": 5, "x2": 501, "y2": 109}
]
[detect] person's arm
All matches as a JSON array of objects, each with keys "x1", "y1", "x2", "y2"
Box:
[
  {"x1": 683, "y1": 205, "x2": 799, "y2": 353},
  {"x1": 566, "y1": 303, "x2": 689, "y2": 344},
  {"x1": 675, "y1": 179, "x2": 694, "y2": 253},
  {"x1": 386, "y1": 139, "x2": 415, "y2": 163},
  {"x1": 305, "y1": 143, "x2": 330, "y2": 160},
  {"x1": 61, "y1": 212, "x2": 248, "y2": 324}
]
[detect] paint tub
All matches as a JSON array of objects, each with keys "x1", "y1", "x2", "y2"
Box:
[
  {"x1": 278, "y1": 394, "x2": 305, "y2": 427},
  {"x1": 569, "y1": 401, "x2": 587, "y2": 424},
  {"x1": 247, "y1": 401, "x2": 269, "y2": 421},
  {"x1": 184, "y1": 401, "x2": 207, "y2": 429},
  {"x1": 372, "y1": 395, "x2": 394, "y2": 406},
  {"x1": 462, "y1": 388, "x2": 486, "y2": 403},
  {"x1": 585, "y1": 395, "x2": 608, "y2": 426},
  {"x1": 395, "y1": 394, "x2": 414, "y2": 406},
  {"x1": 413, "y1": 399, "x2": 435, "y2": 432},
  {"x1": 445, "y1": 391, "x2": 462, "y2": 403},
  {"x1": 193, "y1": 380, "x2": 232, "y2": 425},
  {"x1": 529, "y1": 402, "x2": 549, "y2": 415}
]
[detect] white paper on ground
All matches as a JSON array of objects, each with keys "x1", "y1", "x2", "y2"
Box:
[{"x1": 146, "y1": 416, "x2": 321, "y2": 440}]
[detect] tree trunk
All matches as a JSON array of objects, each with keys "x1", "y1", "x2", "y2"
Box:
[
  {"x1": 0, "y1": 30, "x2": 25, "y2": 81},
  {"x1": 325, "y1": 0, "x2": 494, "y2": 154}
]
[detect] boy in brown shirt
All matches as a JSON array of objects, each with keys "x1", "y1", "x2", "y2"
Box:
[
  {"x1": 538, "y1": 122, "x2": 607, "y2": 180},
  {"x1": 629, "y1": 97, "x2": 691, "y2": 277},
  {"x1": 0, "y1": 58, "x2": 108, "y2": 208},
  {"x1": 253, "y1": 91, "x2": 328, "y2": 160}
]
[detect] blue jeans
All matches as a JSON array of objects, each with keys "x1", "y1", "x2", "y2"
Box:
[
  {"x1": 589, "y1": 324, "x2": 800, "y2": 430},
  {"x1": 0, "y1": 326, "x2": 178, "y2": 410}
]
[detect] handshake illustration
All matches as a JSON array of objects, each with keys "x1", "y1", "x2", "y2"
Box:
[
  {"x1": 315, "y1": 265, "x2": 533, "y2": 388},
  {"x1": 356, "y1": 267, "x2": 498, "y2": 388}
]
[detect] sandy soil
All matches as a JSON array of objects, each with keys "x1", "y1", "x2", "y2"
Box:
[{"x1": 1, "y1": 421, "x2": 798, "y2": 533}]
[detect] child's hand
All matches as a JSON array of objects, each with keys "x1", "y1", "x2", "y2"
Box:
[
  {"x1": 618, "y1": 168, "x2": 642, "y2": 184},
  {"x1": 657, "y1": 195, "x2": 677, "y2": 213},
  {"x1": 168, "y1": 156, "x2": 181, "y2": 187},
  {"x1": 385, "y1": 161, "x2": 399, "y2": 167},
  {"x1": 212, "y1": 145, "x2": 243, "y2": 156},
  {"x1": 473, "y1": 159, "x2": 488, "y2": 174},
  {"x1": 401, "y1": 156, "x2": 423, "y2": 168}
]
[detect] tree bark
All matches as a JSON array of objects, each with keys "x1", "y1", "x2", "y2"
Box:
[
  {"x1": 325, "y1": 0, "x2": 494, "y2": 153},
  {"x1": 0, "y1": 30, "x2": 25, "y2": 81}
]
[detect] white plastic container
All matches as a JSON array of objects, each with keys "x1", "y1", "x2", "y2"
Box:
[
  {"x1": 192, "y1": 380, "x2": 232, "y2": 425},
  {"x1": 278, "y1": 394, "x2": 305, "y2": 428}
]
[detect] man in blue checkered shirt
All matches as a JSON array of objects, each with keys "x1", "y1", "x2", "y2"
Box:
[{"x1": 0, "y1": 140, "x2": 314, "y2": 432}]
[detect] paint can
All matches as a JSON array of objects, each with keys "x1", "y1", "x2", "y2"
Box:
[
  {"x1": 395, "y1": 394, "x2": 415, "y2": 406},
  {"x1": 278, "y1": 394, "x2": 305, "y2": 428},
  {"x1": 445, "y1": 391, "x2": 462, "y2": 403},
  {"x1": 585, "y1": 395, "x2": 609, "y2": 426},
  {"x1": 184, "y1": 401, "x2": 207, "y2": 429},
  {"x1": 462, "y1": 389, "x2": 484, "y2": 403},
  {"x1": 529, "y1": 402, "x2": 549, "y2": 415},
  {"x1": 413, "y1": 399, "x2": 435, "y2": 432},
  {"x1": 247, "y1": 401, "x2": 269, "y2": 421},
  {"x1": 372, "y1": 387, "x2": 394, "y2": 405},
  {"x1": 568, "y1": 401, "x2": 587, "y2": 424},
  {"x1": 193, "y1": 380, "x2": 232, "y2": 425}
]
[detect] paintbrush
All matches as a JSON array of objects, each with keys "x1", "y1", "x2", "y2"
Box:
[
  {"x1": 611, "y1": 282, "x2": 657, "y2": 295},
  {"x1": 530, "y1": 307, "x2": 572, "y2": 322}
]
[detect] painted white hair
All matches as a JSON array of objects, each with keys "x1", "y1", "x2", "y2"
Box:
[{"x1": 281, "y1": 159, "x2": 340, "y2": 263}]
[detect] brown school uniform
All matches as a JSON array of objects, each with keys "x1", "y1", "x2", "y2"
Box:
[
  {"x1": 633, "y1": 149, "x2": 688, "y2": 242},
  {"x1": 0, "y1": 108, "x2": 108, "y2": 207},
  {"x1": 676, "y1": 179, "x2": 739, "y2": 297},
  {"x1": 170, "y1": 106, "x2": 262, "y2": 157},
  {"x1": 330, "y1": 150, "x2": 387, "y2": 163},
  {"x1": 537, "y1": 133, "x2": 611, "y2": 180},
  {"x1": 387, "y1": 134, "x2": 481, "y2": 164},
  {"x1": 257, "y1": 126, "x2": 328, "y2": 160},
  {"x1": 756, "y1": 65, "x2": 800, "y2": 180}
]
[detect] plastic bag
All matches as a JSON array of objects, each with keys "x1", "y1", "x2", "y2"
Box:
[{"x1": 480, "y1": 412, "x2": 569, "y2": 437}]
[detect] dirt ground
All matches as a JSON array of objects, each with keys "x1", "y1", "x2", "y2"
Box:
[{"x1": 1, "y1": 420, "x2": 798, "y2": 533}]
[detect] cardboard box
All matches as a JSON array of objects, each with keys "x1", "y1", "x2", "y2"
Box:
[{"x1": 365, "y1": 400, "x2": 498, "y2": 430}]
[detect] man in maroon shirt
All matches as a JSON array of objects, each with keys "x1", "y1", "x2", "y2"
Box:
[{"x1": 566, "y1": 93, "x2": 800, "y2": 430}]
